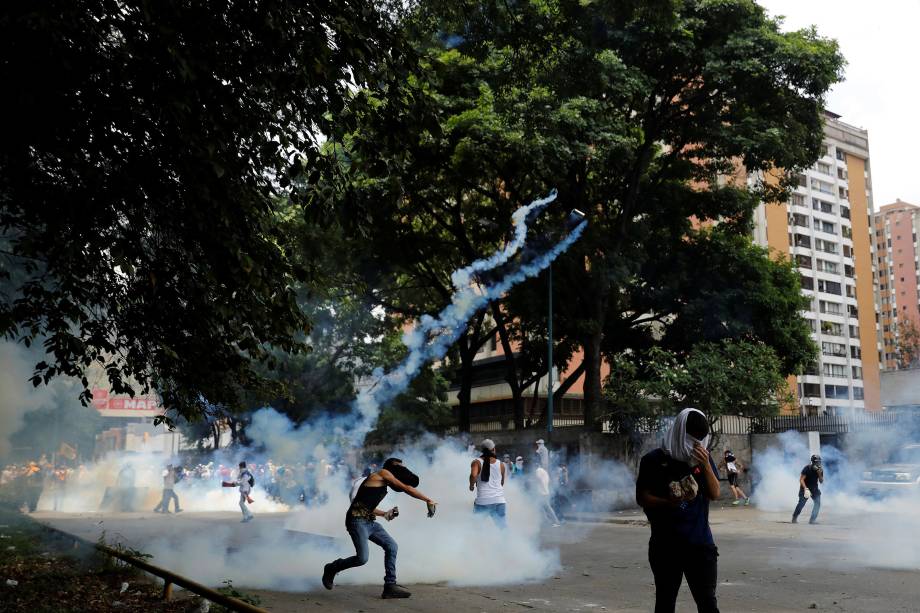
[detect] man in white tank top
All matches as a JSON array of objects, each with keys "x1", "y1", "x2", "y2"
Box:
[{"x1": 469, "y1": 439, "x2": 507, "y2": 527}]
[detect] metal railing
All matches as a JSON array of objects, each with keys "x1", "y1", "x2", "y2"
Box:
[{"x1": 41, "y1": 524, "x2": 269, "y2": 612}]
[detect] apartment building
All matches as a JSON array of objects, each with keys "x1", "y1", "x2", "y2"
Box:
[
  {"x1": 753, "y1": 111, "x2": 881, "y2": 414},
  {"x1": 873, "y1": 199, "x2": 920, "y2": 369}
]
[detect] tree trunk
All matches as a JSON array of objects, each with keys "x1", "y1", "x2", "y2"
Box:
[
  {"x1": 582, "y1": 332, "x2": 604, "y2": 432},
  {"x1": 490, "y1": 303, "x2": 524, "y2": 429}
]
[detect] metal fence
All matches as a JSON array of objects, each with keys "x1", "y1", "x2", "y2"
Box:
[{"x1": 464, "y1": 411, "x2": 919, "y2": 436}]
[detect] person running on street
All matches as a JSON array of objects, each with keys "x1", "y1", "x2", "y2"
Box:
[
  {"x1": 718, "y1": 450, "x2": 750, "y2": 506},
  {"x1": 534, "y1": 464, "x2": 561, "y2": 527},
  {"x1": 237, "y1": 461, "x2": 255, "y2": 523},
  {"x1": 322, "y1": 458, "x2": 436, "y2": 599},
  {"x1": 153, "y1": 464, "x2": 182, "y2": 514}
]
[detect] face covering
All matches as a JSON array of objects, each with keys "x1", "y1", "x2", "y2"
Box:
[
  {"x1": 661, "y1": 408, "x2": 711, "y2": 466},
  {"x1": 383, "y1": 462, "x2": 419, "y2": 492}
]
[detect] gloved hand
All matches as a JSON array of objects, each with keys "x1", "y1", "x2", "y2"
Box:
[
  {"x1": 802, "y1": 488, "x2": 810, "y2": 500},
  {"x1": 426, "y1": 501, "x2": 437, "y2": 518},
  {"x1": 383, "y1": 507, "x2": 398, "y2": 521}
]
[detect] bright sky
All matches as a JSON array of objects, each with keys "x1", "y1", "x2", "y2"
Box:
[{"x1": 757, "y1": 0, "x2": 920, "y2": 210}]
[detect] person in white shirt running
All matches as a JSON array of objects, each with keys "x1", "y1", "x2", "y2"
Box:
[
  {"x1": 469, "y1": 439, "x2": 507, "y2": 527},
  {"x1": 534, "y1": 465, "x2": 561, "y2": 526},
  {"x1": 237, "y1": 461, "x2": 255, "y2": 522}
]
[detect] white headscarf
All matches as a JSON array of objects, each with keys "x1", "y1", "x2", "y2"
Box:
[{"x1": 661, "y1": 408, "x2": 710, "y2": 466}]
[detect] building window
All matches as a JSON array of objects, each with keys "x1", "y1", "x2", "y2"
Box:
[
  {"x1": 814, "y1": 219, "x2": 836, "y2": 234},
  {"x1": 836, "y1": 149, "x2": 846, "y2": 161},
  {"x1": 821, "y1": 321, "x2": 843, "y2": 336},
  {"x1": 823, "y1": 363, "x2": 847, "y2": 377},
  {"x1": 811, "y1": 178, "x2": 835, "y2": 194},
  {"x1": 849, "y1": 325, "x2": 860, "y2": 338},
  {"x1": 816, "y1": 259, "x2": 839, "y2": 274},
  {"x1": 794, "y1": 234, "x2": 812, "y2": 248},
  {"x1": 812, "y1": 199, "x2": 835, "y2": 214},
  {"x1": 825, "y1": 384, "x2": 850, "y2": 399},
  {"x1": 853, "y1": 387, "x2": 864, "y2": 400},
  {"x1": 822, "y1": 342, "x2": 847, "y2": 357},
  {"x1": 815, "y1": 238, "x2": 838, "y2": 254},
  {"x1": 841, "y1": 206, "x2": 851, "y2": 219},
  {"x1": 817, "y1": 279, "x2": 842, "y2": 295},
  {"x1": 817, "y1": 162, "x2": 832, "y2": 175},
  {"x1": 802, "y1": 383, "x2": 821, "y2": 397},
  {"x1": 852, "y1": 366, "x2": 863, "y2": 379},
  {"x1": 820, "y1": 300, "x2": 843, "y2": 315},
  {"x1": 796, "y1": 254, "x2": 813, "y2": 268},
  {"x1": 791, "y1": 193, "x2": 805, "y2": 207},
  {"x1": 800, "y1": 275, "x2": 814, "y2": 291},
  {"x1": 850, "y1": 344, "x2": 862, "y2": 359},
  {"x1": 792, "y1": 213, "x2": 810, "y2": 227}
]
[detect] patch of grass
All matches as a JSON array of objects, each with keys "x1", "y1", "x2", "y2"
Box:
[
  {"x1": 211, "y1": 579, "x2": 262, "y2": 611},
  {"x1": 0, "y1": 508, "x2": 194, "y2": 612}
]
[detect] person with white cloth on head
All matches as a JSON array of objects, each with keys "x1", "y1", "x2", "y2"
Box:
[
  {"x1": 534, "y1": 439, "x2": 549, "y2": 471},
  {"x1": 237, "y1": 461, "x2": 255, "y2": 523},
  {"x1": 636, "y1": 408, "x2": 721, "y2": 613},
  {"x1": 469, "y1": 438, "x2": 507, "y2": 527}
]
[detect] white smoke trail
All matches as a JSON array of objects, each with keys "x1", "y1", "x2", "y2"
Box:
[{"x1": 351, "y1": 191, "x2": 586, "y2": 440}]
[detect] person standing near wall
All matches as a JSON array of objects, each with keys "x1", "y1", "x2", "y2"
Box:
[
  {"x1": 792, "y1": 454, "x2": 824, "y2": 524},
  {"x1": 636, "y1": 408, "x2": 721, "y2": 613}
]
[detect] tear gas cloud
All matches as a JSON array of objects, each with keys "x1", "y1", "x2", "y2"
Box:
[
  {"x1": 752, "y1": 423, "x2": 920, "y2": 571},
  {"x1": 10, "y1": 193, "x2": 598, "y2": 589},
  {"x1": 143, "y1": 432, "x2": 561, "y2": 589}
]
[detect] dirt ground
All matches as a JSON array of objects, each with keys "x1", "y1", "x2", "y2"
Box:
[{"x1": 33, "y1": 505, "x2": 920, "y2": 612}]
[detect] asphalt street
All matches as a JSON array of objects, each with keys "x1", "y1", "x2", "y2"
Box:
[{"x1": 34, "y1": 506, "x2": 920, "y2": 613}]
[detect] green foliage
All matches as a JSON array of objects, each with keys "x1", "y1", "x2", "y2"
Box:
[
  {"x1": 0, "y1": 1, "x2": 405, "y2": 420},
  {"x1": 606, "y1": 339, "x2": 794, "y2": 424},
  {"x1": 319, "y1": 0, "x2": 838, "y2": 429},
  {"x1": 215, "y1": 579, "x2": 262, "y2": 610}
]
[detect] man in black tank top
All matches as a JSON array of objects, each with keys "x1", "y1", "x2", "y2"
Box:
[{"x1": 322, "y1": 458, "x2": 437, "y2": 599}]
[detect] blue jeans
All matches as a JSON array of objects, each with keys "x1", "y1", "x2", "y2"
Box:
[
  {"x1": 474, "y1": 502, "x2": 507, "y2": 528},
  {"x1": 331, "y1": 518, "x2": 398, "y2": 585},
  {"x1": 793, "y1": 492, "x2": 821, "y2": 523}
]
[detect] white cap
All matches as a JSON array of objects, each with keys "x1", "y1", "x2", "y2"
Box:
[
  {"x1": 480, "y1": 439, "x2": 496, "y2": 450},
  {"x1": 535, "y1": 439, "x2": 545, "y2": 445}
]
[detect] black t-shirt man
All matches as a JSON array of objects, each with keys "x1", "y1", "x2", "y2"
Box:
[
  {"x1": 636, "y1": 448, "x2": 721, "y2": 546},
  {"x1": 800, "y1": 464, "x2": 822, "y2": 496}
]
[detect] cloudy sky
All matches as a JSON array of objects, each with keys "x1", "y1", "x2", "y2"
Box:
[{"x1": 757, "y1": 0, "x2": 920, "y2": 209}]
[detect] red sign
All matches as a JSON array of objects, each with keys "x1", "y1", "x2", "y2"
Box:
[{"x1": 91, "y1": 388, "x2": 161, "y2": 413}]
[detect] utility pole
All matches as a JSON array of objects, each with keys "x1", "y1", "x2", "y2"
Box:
[{"x1": 547, "y1": 264, "x2": 553, "y2": 438}]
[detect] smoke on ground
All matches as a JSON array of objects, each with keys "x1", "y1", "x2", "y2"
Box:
[{"x1": 752, "y1": 425, "x2": 920, "y2": 571}]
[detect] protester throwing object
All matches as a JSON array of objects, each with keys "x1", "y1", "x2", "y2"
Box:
[
  {"x1": 322, "y1": 458, "x2": 436, "y2": 599},
  {"x1": 792, "y1": 454, "x2": 824, "y2": 524},
  {"x1": 636, "y1": 408, "x2": 721, "y2": 613}
]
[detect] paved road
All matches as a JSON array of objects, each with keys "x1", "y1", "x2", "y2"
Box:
[{"x1": 34, "y1": 506, "x2": 919, "y2": 612}]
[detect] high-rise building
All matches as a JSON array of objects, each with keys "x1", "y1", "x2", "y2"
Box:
[
  {"x1": 752, "y1": 111, "x2": 881, "y2": 414},
  {"x1": 873, "y1": 199, "x2": 920, "y2": 370}
]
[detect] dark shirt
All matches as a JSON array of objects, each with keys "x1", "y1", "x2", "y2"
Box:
[
  {"x1": 636, "y1": 448, "x2": 719, "y2": 546},
  {"x1": 800, "y1": 464, "x2": 822, "y2": 496},
  {"x1": 348, "y1": 480, "x2": 388, "y2": 521}
]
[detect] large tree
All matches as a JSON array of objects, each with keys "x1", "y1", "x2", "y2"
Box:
[
  {"x1": 0, "y1": 1, "x2": 406, "y2": 419},
  {"x1": 323, "y1": 0, "x2": 840, "y2": 429}
]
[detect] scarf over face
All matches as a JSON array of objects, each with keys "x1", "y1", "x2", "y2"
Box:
[{"x1": 661, "y1": 408, "x2": 711, "y2": 467}]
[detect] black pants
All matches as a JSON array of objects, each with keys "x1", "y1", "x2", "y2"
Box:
[{"x1": 648, "y1": 541, "x2": 719, "y2": 613}]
